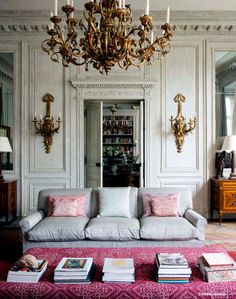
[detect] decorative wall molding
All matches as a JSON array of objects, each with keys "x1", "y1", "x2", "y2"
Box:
[
  {"x1": 72, "y1": 81, "x2": 156, "y2": 187},
  {"x1": 0, "y1": 11, "x2": 236, "y2": 35}
]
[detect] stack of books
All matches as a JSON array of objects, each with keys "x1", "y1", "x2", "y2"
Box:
[
  {"x1": 198, "y1": 252, "x2": 236, "y2": 282},
  {"x1": 54, "y1": 257, "x2": 95, "y2": 284},
  {"x1": 155, "y1": 253, "x2": 191, "y2": 284},
  {"x1": 102, "y1": 258, "x2": 135, "y2": 283},
  {"x1": 7, "y1": 259, "x2": 48, "y2": 283}
]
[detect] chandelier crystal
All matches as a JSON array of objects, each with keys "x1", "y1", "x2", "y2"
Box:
[{"x1": 42, "y1": 0, "x2": 173, "y2": 74}]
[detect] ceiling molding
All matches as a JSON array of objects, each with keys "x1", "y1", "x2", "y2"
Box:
[{"x1": 0, "y1": 11, "x2": 235, "y2": 35}]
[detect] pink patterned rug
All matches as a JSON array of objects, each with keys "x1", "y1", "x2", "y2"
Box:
[{"x1": 1, "y1": 245, "x2": 236, "y2": 299}]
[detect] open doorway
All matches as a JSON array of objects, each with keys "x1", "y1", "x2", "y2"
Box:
[{"x1": 84, "y1": 100, "x2": 144, "y2": 188}]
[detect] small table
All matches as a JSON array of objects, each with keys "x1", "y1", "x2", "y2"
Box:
[
  {"x1": 210, "y1": 178, "x2": 236, "y2": 224},
  {"x1": 0, "y1": 180, "x2": 17, "y2": 224}
]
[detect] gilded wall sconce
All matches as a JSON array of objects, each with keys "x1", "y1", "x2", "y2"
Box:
[
  {"x1": 169, "y1": 93, "x2": 197, "y2": 153},
  {"x1": 32, "y1": 93, "x2": 62, "y2": 153}
]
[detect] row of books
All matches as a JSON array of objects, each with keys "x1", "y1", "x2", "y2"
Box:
[
  {"x1": 154, "y1": 253, "x2": 191, "y2": 284},
  {"x1": 197, "y1": 252, "x2": 236, "y2": 282},
  {"x1": 7, "y1": 252, "x2": 236, "y2": 284}
]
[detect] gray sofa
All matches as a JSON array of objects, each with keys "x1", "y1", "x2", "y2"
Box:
[{"x1": 20, "y1": 187, "x2": 207, "y2": 252}]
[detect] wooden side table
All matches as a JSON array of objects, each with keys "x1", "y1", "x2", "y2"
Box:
[
  {"x1": 0, "y1": 180, "x2": 17, "y2": 224},
  {"x1": 210, "y1": 178, "x2": 236, "y2": 224}
]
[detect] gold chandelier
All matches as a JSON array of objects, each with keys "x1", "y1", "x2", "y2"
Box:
[{"x1": 42, "y1": 0, "x2": 173, "y2": 74}]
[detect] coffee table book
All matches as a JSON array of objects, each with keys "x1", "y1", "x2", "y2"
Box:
[
  {"x1": 202, "y1": 253, "x2": 236, "y2": 269},
  {"x1": 55, "y1": 257, "x2": 93, "y2": 274},
  {"x1": 54, "y1": 263, "x2": 96, "y2": 284},
  {"x1": 198, "y1": 256, "x2": 236, "y2": 282},
  {"x1": 156, "y1": 253, "x2": 189, "y2": 269},
  {"x1": 102, "y1": 258, "x2": 135, "y2": 283},
  {"x1": 7, "y1": 260, "x2": 48, "y2": 283}
]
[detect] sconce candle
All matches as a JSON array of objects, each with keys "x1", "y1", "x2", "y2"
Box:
[
  {"x1": 32, "y1": 93, "x2": 62, "y2": 153},
  {"x1": 169, "y1": 93, "x2": 197, "y2": 153}
]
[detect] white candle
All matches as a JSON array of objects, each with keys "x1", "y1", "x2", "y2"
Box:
[
  {"x1": 71, "y1": 0, "x2": 74, "y2": 17},
  {"x1": 54, "y1": 0, "x2": 58, "y2": 16},
  {"x1": 40, "y1": 114, "x2": 42, "y2": 121},
  {"x1": 123, "y1": 0, "x2": 125, "y2": 8},
  {"x1": 145, "y1": 0, "x2": 149, "y2": 15},
  {"x1": 67, "y1": 0, "x2": 70, "y2": 5},
  {"x1": 34, "y1": 112, "x2": 37, "y2": 118},
  {"x1": 150, "y1": 31, "x2": 153, "y2": 43},
  {"x1": 50, "y1": 11, "x2": 54, "y2": 29},
  {"x1": 167, "y1": 6, "x2": 170, "y2": 23},
  {"x1": 118, "y1": 0, "x2": 121, "y2": 8}
]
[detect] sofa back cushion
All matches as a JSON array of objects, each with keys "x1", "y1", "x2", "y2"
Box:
[
  {"x1": 138, "y1": 188, "x2": 192, "y2": 218},
  {"x1": 37, "y1": 188, "x2": 92, "y2": 217},
  {"x1": 48, "y1": 195, "x2": 87, "y2": 217},
  {"x1": 91, "y1": 187, "x2": 138, "y2": 218}
]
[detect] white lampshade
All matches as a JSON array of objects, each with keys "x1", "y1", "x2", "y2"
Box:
[
  {"x1": 221, "y1": 135, "x2": 236, "y2": 152},
  {"x1": 0, "y1": 137, "x2": 12, "y2": 152}
]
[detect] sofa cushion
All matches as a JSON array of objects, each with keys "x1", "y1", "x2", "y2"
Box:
[
  {"x1": 27, "y1": 216, "x2": 89, "y2": 241},
  {"x1": 85, "y1": 217, "x2": 140, "y2": 240},
  {"x1": 138, "y1": 188, "x2": 192, "y2": 218},
  {"x1": 140, "y1": 216, "x2": 198, "y2": 240},
  {"x1": 97, "y1": 187, "x2": 131, "y2": 218},
  {"x1": 48, "y1": 195, "x2": 87, "y2": 217},
  {"x1": 37, "y1": 188, "x2": 92, "y2": 218},
  {"x1": 150, "y1": 193, "x2": 180, "y2": 217}
]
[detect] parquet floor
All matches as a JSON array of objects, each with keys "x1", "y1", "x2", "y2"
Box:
[{"x1": 205, "y1": 220, "x2": 236, "y2": 241}]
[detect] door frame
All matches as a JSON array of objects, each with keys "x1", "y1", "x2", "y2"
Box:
[{"x1": 72, "y1": 81, "x2": 155, "y2": 188}]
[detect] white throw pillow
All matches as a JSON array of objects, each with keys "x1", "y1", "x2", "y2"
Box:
[{"x1": 97, "y1": 187, "x2": 131, "y2": 218}]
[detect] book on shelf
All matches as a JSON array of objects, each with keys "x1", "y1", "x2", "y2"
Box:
[
  {"x1": 7, "y1": 259, "x2": 48, "y2": 283},
  {"x1": 198, "y1": 256, "x2": 236, "y2": 282},
  {"x1": 201, "y1": 252, "x2": 235, "y2": 269},
  {"x1": 54, "y1": 263, "x2": 96, "y2": 284},
  {"x1": 156, "y1": 253, "x2": 189, "y2": 269},
  {"x1": 55, "y1": 257, "x2": 93, "y2": 274},
  {"x1": 102, "y1": 258, "x2": 134, "y2": 274}
]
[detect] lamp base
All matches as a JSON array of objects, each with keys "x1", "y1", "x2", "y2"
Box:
[{"x1": 229, "y1": 173, "x2": 236, "y2": 179}]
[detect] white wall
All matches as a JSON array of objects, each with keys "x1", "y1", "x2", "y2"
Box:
[{"x1": 0, "y1": 10, "x2": 236, "y2": 218}]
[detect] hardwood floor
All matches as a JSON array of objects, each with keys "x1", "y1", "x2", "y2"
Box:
[{"x1": 205, "y1": 220, "x2": 236, "y2": 241}]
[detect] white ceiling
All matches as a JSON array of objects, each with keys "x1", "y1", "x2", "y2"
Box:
[{"x1": 0, "y1": 0, "x2": 236, "y2": 11}]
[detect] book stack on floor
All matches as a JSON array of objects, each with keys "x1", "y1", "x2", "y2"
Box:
[
  {"x1": 102, "y1": 258, "x2": 135, "y2": 283},
  {"x1": 198, "y1": 252, "x2": 236, "y2": 282},
  {"x1": 54, "y1": 257, "x2": 95, "y2": 284},
  {"x1": 7, "y1": 259, "x2": 48, "y2": 283},
  {"x1": 155, "y1": 253, "x2": 191, "y2": 284}
]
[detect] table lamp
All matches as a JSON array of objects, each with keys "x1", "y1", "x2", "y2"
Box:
[
  {"x1": 221, "y1": 135, "x2": 236, "y2": 179},
  {"x1": 0, "y1": 137, "x2": 12, "y2": 182}
]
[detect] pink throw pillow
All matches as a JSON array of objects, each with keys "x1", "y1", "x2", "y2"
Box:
[
  {"x1": 150, "y1": 193, "x2": 180, "y2": 217},
  {"x1": 142, "y1": 193, "x2": 153, "y2": 217},
  {"x1": 48, "y1": 195, "x2": 87, "y2": 217}
]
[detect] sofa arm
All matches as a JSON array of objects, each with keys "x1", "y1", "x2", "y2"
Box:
[
  {"x1": 184, "y1": 209, "x2": 208, "y2": 241},
  {"x1": 19, "y1": 210, "x2": 45, "y2": 233}
]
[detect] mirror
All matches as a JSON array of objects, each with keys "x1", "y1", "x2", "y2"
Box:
[
  {"x1": 0, "y1": 53, "x2": 13, "y2": 170},
  {"x1": 215, "y1": 50, "x2": 236, "y2": 150}
]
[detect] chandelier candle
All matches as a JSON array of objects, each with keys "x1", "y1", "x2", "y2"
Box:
[{"x1": 42, "y1": 0, "x2": 173, "y2": 74}]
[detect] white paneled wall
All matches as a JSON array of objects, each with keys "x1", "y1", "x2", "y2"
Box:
[{"x1": 0, "y1": 10, "x2": 235, "y2": 218}]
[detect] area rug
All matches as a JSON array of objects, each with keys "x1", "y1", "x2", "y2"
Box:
[{"x1": 0, "y1": 245, "x2": 236, "y2": 299}]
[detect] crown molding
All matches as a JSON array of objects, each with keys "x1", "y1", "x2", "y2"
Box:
[{"x1": 0, "y1": 10, "x2": 236, "y2": 35}]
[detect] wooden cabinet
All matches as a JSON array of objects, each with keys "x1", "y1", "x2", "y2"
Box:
[
  {"x1": 210, "y1": 178, "x2": 236, "y2": 224},
  {"x1": 0, "y1": 180, "x2": 17, "y2": 223}
]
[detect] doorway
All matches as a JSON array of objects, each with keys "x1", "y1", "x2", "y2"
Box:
[{"x1": 84, "y1": 100, "x2": 144, "y2": 188}]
